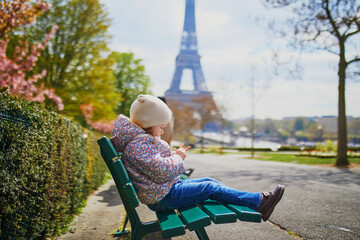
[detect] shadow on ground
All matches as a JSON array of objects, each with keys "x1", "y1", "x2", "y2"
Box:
[{"x1": 96, "y1": 184, "x2": 123, "y2": 207}]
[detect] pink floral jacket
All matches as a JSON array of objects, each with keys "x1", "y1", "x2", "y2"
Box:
[{"x1": 110, "y1": 115, "x2": 185, "y2": 204}]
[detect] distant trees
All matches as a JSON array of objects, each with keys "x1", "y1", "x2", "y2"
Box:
[
  {"x1": 167, "y1": 94, "x2": 222, "y2": 148},
  {"x1": 293, "y1": 117, "x2": 305, "y2": 132},
  {"x1": 168, "y1": 100, "x2": 197, "y2": 143},
  {"x1": 192, "y1": 95, "x2": 222, "y2": 152},
  {"x1": 111, "y1": 52, "x2": 152, "y2": 117},
  {"x1": 79, "y1": 52, "x2": 152, "y2": 133},
  {"x1": 22, "y1": 0, "x2": 114, "y2": 121},
  {"x1": 232, "y1": 116, "x2": 360, "y2": 145},
  {"x1": 263, "y1": 0, "x2": 360, "y2": 166}
]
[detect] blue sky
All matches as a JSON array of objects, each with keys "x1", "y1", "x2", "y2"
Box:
[{"x1": 99, "y1": 0, "x2": 359, "y2": 120}]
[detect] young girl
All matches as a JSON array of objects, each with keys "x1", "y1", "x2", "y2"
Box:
[{"x1": 111, "y1": 94, "x2": 284, "y2": 221}]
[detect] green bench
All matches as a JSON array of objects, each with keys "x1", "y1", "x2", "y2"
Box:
[{"x1": 97, "y1": 136, "x2": 261, "y2": 240}]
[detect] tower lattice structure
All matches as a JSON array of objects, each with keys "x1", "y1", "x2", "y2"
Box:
[{"x1": 165, "y1": 0, "x2": 219, "y2": 123}]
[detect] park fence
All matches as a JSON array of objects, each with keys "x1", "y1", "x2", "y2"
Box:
[{"x1": 0, "y1": 93, "x2": 108, "y2": 239}]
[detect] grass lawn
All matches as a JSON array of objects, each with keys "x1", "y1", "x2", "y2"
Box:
[
  {"x1": 252, "y1": 152, "x2": 337, "y2": 165},
  {"x1": 254, "y1": 152, "x2": 360, "y2": 166},
  {"x1": 192, "y1": 149, "x2": 360, "y2": 166}
]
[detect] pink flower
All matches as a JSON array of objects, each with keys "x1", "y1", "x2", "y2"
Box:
[
  {"x1": 37, "y1": 0, "x2": 51, "y2": 12},
  {"x1": 80, "y1": 104, "x2": 114, "y2": 133},
  {"x1": 0, "y1": 25, "x2": 63, "y2": 111}
]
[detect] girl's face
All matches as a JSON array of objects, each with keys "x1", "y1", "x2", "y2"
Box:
[{"x1": 149, "y1": 124, "x2": 167, "y2": 137}]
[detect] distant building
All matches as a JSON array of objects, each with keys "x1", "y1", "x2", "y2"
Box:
[
  {"x1": 317, "y1": 116, "x2": 337, "y2": 133},
  {"x1": 316, "y1": 116, "x2": 360, "y2": 134}
]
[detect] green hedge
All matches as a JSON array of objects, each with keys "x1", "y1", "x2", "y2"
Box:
[{"x1": 0, "y1": 93, "x2": 108, "y2": 239}]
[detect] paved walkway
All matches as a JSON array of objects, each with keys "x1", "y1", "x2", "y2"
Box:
[
  {"x1": 57, "y1": 179, "x2": 124, "y2": 240},
  {"x1": 58, "y1": 153, "x2": 360, "y2": 240}
]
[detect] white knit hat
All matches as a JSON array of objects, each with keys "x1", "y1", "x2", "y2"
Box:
[{"x1": 130, "y1": 94, "x2": 172, "y2": 128}]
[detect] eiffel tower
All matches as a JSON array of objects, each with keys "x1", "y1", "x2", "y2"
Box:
[{"x1": 165, "y1": 0, "x2": 218, "y2": 118}]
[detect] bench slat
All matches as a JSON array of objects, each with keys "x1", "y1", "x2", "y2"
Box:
[
  {"x1": 113, "y1": 159, "x2": 130, "y2": 185},
  {"x1": 199, "y1": 200, "x2": 237, "y2": 224},
  {"x1": 156, "y1": 210, "x2": 186, "y2": 238},
  {"x1": 118, "y1": 183, "x2": 139, "y2": 209},
  {"x1": 98, "y1": 137, "x2": 117, "y2": 162},
  {"x1": 178, "y1": 206, "x2": 211, "y2": 231},
  {"x1": 226, "y1": 204, "x2": 262, "y2": 223}
]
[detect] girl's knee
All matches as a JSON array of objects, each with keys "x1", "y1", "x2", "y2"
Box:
[
  {"x1": 202, "y1": 177, "x2": 215, "y2": 182},
  {"x1": 189, "y1": 177, "x2": 216, "y2": 183},
  {"x1": 203, "y1": 181, "x2": 221, "y2": 193},
  {"x1": 205, "y1": 177, "x2": 222, "y2": 185}
]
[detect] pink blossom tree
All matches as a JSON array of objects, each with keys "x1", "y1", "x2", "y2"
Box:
[{"x1": 0, "y1": 0, "x2": 63, "y2": 110}]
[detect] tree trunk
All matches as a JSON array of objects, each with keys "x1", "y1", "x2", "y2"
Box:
[
  {"x1": 251, "y1": 115, "x2": 255, "y2": 158},
  {"x1": 336, "y1": 40, "x2": 349, "y2": 167}
]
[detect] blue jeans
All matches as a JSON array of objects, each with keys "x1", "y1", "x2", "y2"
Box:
[{"x1": 147, "y1": 177, "x2": 262, "y2": 211}]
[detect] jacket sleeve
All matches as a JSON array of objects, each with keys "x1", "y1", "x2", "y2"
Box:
[{"x1": 126, "y1": 140, "x2": 185, "y2": 183}]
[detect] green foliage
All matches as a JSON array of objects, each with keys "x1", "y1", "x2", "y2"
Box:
[
  {"x1": 85, "y1": 56, "x2": 120, "y2": 122},
  {"x1": 316, "y1": 140, "x2": 337, "y2": 153},
  {"x1": 293, "y1": 117, "x2": 305, "y2": 131},
  {"x1": 14, "y1": 0, "x2": 113, "y2": 120},
  {"x1": 0, "y1": 93, "x2": 107, "y2": 239},
  {"x1": 110, "y1": 51, "x2": 152, "y2": 116}
]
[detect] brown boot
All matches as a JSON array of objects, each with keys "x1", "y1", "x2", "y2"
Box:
[{"x1": 258, "y1": 185, "x2": 285, "y2": 221}]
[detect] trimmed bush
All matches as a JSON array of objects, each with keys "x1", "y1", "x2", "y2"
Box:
[
  {"x1": 278, "y1": 146, "x2": 315, "y2": 151},
  {"x1": 0, "y1": 93, "x2": 108, "y2": 239}
]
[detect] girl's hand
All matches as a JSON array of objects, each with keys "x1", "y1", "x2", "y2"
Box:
[{"x1": 173, "y1": 144, "x2": 191, "y2": 160}]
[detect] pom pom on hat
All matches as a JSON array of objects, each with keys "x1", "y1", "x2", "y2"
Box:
[{"x1": 130, "y1": 94, "x2": 172, "y2": 128}]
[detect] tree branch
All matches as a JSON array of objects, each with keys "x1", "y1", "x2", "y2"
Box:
[
  {"x1": 348, "y1": 57, "x2": 360, "y2": 65},
  {"x1": 345, "y1": 28, "x2": 360, "y2": 39},
  {"x1": 323, "y1": 0, "x2": 342, "y2": 39}
]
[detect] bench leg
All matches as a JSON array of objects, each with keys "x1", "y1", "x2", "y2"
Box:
[
  {"x1": 130, "y1": 221, "x2": 162, "y2": 240},
  {"x1": 114, "y1": 215, "x2": 130, "y2": 236},
  {"x1": 130, "y1": 224, "x2": 145, "y2": 240},
  {"x1": 121, "y1": 215, "x2": 129, "y2": 232},
  {"x1": 195, "y1": 228, "x2": 210, "y2": 240}
]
